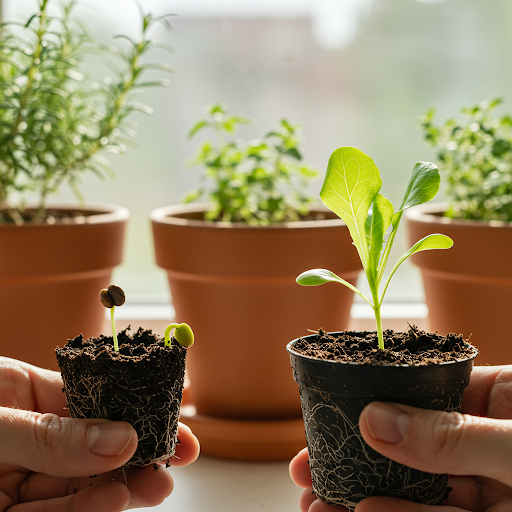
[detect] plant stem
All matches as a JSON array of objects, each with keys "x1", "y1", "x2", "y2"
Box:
[
  {"x1": 164, "y1": 323, "x2": 179, "y2": 347},
  {"x1": 111, "y1": 305, "x2": 119, "y2": 351},
  {"x1": 369, "y1": 277, "x2": 384, "y2": 350}
]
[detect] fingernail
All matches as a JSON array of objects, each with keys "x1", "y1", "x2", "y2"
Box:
[
  {"x1": 365, "y1": 402, "x2": 409, "y2": 444},
  {"x1": 88, "y1": 421, "x2": 133, "y2": 456}
]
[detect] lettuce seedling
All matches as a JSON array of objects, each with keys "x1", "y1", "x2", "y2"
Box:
[
  {"x1": 164, "y1": 323, "x2": 194, "y2": 348},
  {"x1": 296, "y1": 147, "x2": 453, "y2": 350}
]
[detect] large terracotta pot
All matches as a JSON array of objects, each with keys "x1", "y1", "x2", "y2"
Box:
[
  {"x1": 0, "y1": 203, "x2": 129, "y2": 371},
  {"x1": 151, "y1": 204, "x2": 361, "y2": 421},
  {"x1": 405, "y1": 202, "x2": 512, "y2": 365}
]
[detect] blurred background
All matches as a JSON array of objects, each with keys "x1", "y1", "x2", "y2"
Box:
[{"x1": 3, "y1": 0, "x2": 511, "y2": 309}]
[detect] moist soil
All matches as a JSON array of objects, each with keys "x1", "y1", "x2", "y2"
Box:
[
  {"x1": 292, "y1": 325, "x2": 477, "y2": 365},
  {"x1": 56, "y1": 326, "x2": 187, "y2": 467}
]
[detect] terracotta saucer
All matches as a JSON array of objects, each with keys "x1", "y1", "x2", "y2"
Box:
[{"x1": 179, "y1": 405, "x2": 306, "y2": 461}]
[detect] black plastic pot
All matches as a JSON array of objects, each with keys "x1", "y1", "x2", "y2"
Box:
[
  {"x1": 56, "y1": 328, "x2": 187, "y2": 467},
  {"x1": 287, "y1": 332, "x2": 478, "y2": 510}
]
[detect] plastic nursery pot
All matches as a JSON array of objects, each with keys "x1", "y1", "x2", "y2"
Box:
[
  {"x1": 56, "y1": 328, "x2": 187, "y2": 467},
  {"x1": 287, "y1": 332, "x2": 478, "y2": 510}
]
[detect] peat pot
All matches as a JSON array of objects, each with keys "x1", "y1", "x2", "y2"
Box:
[
  {"x1": 287, "y1": 331, "x2": 478, "y2": 510},
  {"x1": 56, "y1": 327, "x2": 188, "y2": 467},
  {"x1": 151, "y1": 204, "x2": 362, "y2": 459},
  {"x1": 0, "y1": 203, "x2": 128, "y2": 370},
  {"x1": 405, "y1": 202, "x2": 512, "y2": 365}
]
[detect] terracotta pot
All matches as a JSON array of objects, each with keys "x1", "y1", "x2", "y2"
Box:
[
  {"x1": 405, "y1": 203, "x2": 512, "y2": 365},
  {"x1": 151, "y1": 204, "x2": 362, "y2": 421},
  {"x1": 0, "y1": 203, "x2": 128, "y2": 371},
  {"x1": 287, "y1": 331, "x2": 477, "y2": 509}
]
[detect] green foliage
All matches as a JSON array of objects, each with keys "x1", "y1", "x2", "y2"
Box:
[
  {"x1": 419, "y1": 97, "x2": 512, "y2": 222},
  {"x1": 185, "y1": 102, "x2": 319, "y2": 224},
  {"x1": 0, "y1": 0, "x2": 173, "y2": 223},
  {"x1": 296, "y1": 147, "x2": 453, "y2": 350}
]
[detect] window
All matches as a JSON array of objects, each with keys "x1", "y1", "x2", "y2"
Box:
[{"x1": 4, "y1": 0, "x2": 509, "y2": 307}]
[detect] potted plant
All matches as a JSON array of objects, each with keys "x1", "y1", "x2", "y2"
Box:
[
  {"x1": 56, "y1": 284, "x2": 194, "y2": 467},
  {"x1": 288, "y1": 146, "x2": 478, "y2": 509},
  {"x1": 150, "y1": 103, "x2": 362, "y2": 460},
  {"x1": 408, "y1": 97, "x2": 512, "y2": 365},
  {"x1": 0, "y1": 0, "x2": 172, "y2": 370}
]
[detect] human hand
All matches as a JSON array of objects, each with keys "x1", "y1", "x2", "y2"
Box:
[
  {"x1": 0, "y1": 356, "x2": 200, "y2": 512},
  {"x1": 289, "y1": 365, "x2": 512, "y2": 512}
]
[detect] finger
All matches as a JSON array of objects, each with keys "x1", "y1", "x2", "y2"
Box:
[
  {"x1": 11, "y1": 481, "x2": 130, "y2": 512},
  {"x1": 354, "y1": 496, "x2": 468, "y2": 512},
  {"x1": 0, "y1": 358, "x2": 67, "y2": 415},
  {"x1": 19, "y1": 463, "x2": 173, "y2": 506},
  {"x1": 299, "y1": 488, "x2": 317, "y2": 512},
  {"x1": 461, "y1": 365, "x2": 511, "y2": 416},
  {"x1": 308, "y1": 496, "x2": 348, "y2": 512},
  {"x1": 124, "y1": 465, "x2": 174, "y2": 509},
  {"x1": 0, "y1": 407, "x2": 137, "y2": 476},
  {"x1": 289, "y1": 448, "x2": 312, "y2": 488},
  {"x1": 359, "y1": 402, "x2": 512, "y2": 487},
  {"x1": 165, "y1": 423, "x2": 200, "y2": 467}
]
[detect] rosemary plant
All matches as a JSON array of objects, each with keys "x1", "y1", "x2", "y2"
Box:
[{"x1": 0, "y1": 0, "x2": 173, "y2": 223}]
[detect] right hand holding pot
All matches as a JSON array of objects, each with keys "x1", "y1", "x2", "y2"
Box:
[{"x1": 290, "y1": 365, "x2": 512, "y2": 512}]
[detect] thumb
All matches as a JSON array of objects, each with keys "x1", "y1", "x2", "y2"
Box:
[
  {"x1": 0, "y1": 406, "x2": 137, "y2": 476},
  {"x1": 359, "y1": 401, "x2": 512, "y2": 487}
]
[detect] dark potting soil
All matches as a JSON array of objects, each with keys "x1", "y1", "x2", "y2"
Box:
[
  {"x1": 56, "y1": 327, "x2": 187, "y2": 467},
  {"x1": 292, "y1": 326, "x2": 477, "y2": 365}
]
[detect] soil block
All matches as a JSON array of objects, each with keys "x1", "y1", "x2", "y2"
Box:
[
  {"x1": 56, "y1": 326, "x2": 187, "y2": 467},
  {"x1": 287, "y1": 327, "x2": 478, "y2": 511}
]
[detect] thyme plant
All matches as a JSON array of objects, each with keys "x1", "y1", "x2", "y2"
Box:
[
  {"x1": 419, "y1": 97, "x2": 512, "y2": 222},
  {"x1": 0, "y1": 0, "x2": 173, "y2": 223},
  {"x1": 185, "y1": 102, "x2": 319, "y2": 224}
]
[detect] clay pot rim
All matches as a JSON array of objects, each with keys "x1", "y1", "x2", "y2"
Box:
[
  {"x1": 286, "y1": 331, "x2": 479, "y2": 369},
  {"x1": 0, "y1": 201, "x2": 130, "y2": 227},
  {"x1": 150, "y1": 203, "x2": 346, "y2": 230},
  {"x1": 405, "y1": 202, "x2": 512, "y2": 229}
]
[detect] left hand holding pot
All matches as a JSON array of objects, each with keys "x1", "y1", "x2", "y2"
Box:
[{"x1": 0, "y1": 357, "x2": 200, "y2": 512}]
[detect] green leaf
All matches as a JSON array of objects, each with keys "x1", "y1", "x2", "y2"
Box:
[
  {"x1": 367, "y1": 193, "x2": 394, "y2": 270},
  {"x1": 381, "y1": 234, "x2": 453, "y2": 304},
  {"x1": 296, "y1": 269, "x2": 372, "y2": 306},
  {"x1": 320, "y1": 147, "x2": 382, "y2": 268},
  {"x1": 397, "y1": 161, "x2": 440, "y2": 213},
  {"x1": 188, "y1": 120, "x2": 208, "y2": 138}
]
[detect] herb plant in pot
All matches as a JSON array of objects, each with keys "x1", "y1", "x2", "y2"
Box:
[
  {"x1": 409, "y1": 98, "x2": 512, "y2": 365},
  {"x1": 288, "y1": 147, "x2": 478, "y2": 509},
  {"x1": 0, "y1": 0, "x2": 172, "y2": 370},
  {"x1": 151, "y1": 103, "x2": 362, "y2": 460},
  {"x1": 56, "y1": 285, "x2": 195, "y2": 467}
]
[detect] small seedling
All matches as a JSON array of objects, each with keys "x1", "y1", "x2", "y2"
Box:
[
  {"x1": 99, "y1": 284, "x2": 125, "y2": 352},
  {"x1": 296, "y1": 147, "x2": 453, "y2": 350},
  {"x1": 164, "y1": 323, "x2": 194, "y2": 348}
]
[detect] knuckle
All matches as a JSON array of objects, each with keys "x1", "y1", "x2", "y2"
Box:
[
  {"x1": 428, "y1": 410, "x2": 467, "y2": 465},
  {"x1": 33, "y1": 413, "x2": 65, "y2": 461}
]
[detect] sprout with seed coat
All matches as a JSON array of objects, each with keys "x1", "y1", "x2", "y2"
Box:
[
  {"x1": 99, "y1": 284, "x2": 125, "y2": 352},
  {"x1": 164, "y1": 323, "x2": 194, "y2": 348}
]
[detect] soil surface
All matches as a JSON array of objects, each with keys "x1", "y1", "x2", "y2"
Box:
[
  {"x1": 0, "y1": 207, "x2": 104, "y2": 224},
  {"x1": 56, "y1": 327, "x2": 187, "y2": 467},
  {"x1": 292, "y1": 326, "x2": 478, "y2": 365}
]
